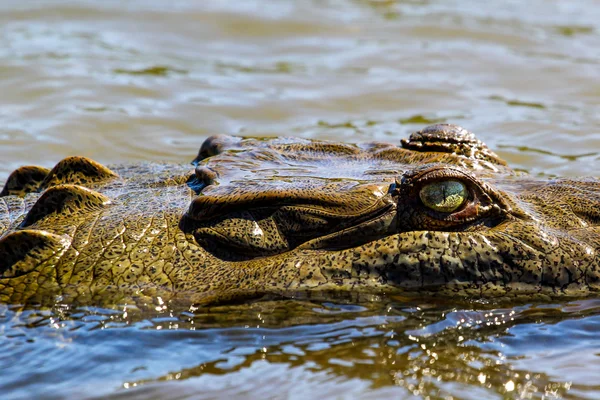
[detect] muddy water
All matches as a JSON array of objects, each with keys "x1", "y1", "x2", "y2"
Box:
[{"x1": 1, "y1": 1, "x2": 600, "y2": 399}]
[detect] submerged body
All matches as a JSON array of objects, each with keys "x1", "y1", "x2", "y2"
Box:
[{"x1": 1, "y1": 124, "x2": 599, "y2": 306}]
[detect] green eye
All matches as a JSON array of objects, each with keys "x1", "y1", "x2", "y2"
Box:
[{"x1": 419, "y1": 180, "x2": 467, "y2": 213}]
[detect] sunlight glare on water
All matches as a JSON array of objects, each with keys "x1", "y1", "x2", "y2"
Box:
[{"x1": 1, "y1": 0, "x2": 600, "y2": 399}]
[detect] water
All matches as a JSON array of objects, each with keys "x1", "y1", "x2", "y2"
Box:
[
  {"x1": 1, "y1": 0, "x2": 600, "y2": 398},
  {"x1": 2, "y1": 299, "x2": 600, "y2": 399}
]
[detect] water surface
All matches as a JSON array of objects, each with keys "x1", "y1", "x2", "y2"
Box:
[{"x1": 1, "y1": 0, "x2": 600, "y2": 398}]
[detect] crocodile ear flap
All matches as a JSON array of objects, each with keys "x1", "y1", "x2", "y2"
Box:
[
  {"x1": 40, "y1": 156, "x2": 119, "y2": 189},
  {"x1": 400, "y1": 124, "x2": 508, "y2": 166},
  {"x1": 21, "y1": 184, "x2": 111, "y2": 228},
  {"x1": 0, "y1": 230, "x2": 67, "y2": 278},
  {"x1": 0, "y1": 166, "x2": 51, "y2": 197}
]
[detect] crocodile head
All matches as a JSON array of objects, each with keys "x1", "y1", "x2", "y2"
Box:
[{"x1": 1, "y1": 124, "x2": 599, "y2": 306}]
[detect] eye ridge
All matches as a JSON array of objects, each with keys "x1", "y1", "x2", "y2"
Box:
[{"x1": 398, "y1": 165, "x2": 514, "y2": 227}]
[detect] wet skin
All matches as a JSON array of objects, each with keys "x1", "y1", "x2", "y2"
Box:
[{"x1": 1, "y1": 124, "x2": 599, "y2": 306}]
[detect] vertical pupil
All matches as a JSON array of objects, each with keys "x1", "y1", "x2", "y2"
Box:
[{"x1": 419, "y1": 180, "x2": 467, "y2": 212}]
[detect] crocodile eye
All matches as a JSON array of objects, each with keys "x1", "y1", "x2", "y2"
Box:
[{"x1": 419, "y1": 180, "x2": 467, "y2": 213}]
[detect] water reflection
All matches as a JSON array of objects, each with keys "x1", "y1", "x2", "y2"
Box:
[
  {"x1": 2, "y1": 0, "x2": 600, "y2": 398},
  {"x1": 2, "y1": 298, "x2": 599, "y2": 398}
]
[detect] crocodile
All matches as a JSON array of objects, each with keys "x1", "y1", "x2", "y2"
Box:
[{"x1": 1, "y1": 124, "x2": 599, "y2": 307}]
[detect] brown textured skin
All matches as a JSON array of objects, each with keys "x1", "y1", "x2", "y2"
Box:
[{"x1": 1, "y1": 124, "x2": 599, "y2": 307}]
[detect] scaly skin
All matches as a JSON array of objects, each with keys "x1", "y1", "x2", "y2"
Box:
[{"x1": 1, "y1": 124, "x2": 599, "y2": 307}]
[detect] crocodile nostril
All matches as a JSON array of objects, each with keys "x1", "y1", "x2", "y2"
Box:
[
  {"x1": 387, "y1": 182, "x2": 398, "y2": 195},
  {"x1": 193, "y1": 135, "x2": 241, "y2": 164},
  {"x1": 195, "y1": 166, "x2": 218, "y2": 186},
  {"x1": 187, "y1": 166, "x2": 219, "y2": 194}
]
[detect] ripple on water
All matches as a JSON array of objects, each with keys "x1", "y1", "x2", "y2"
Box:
[
  {"x1": 1, "y1": 298, "x2": 599, "y2": 398},
  {"x1": 1, "y1": 0, "x2": 600, "y2": 177},
  {"x1": 1, "y1": 0, "x2": 600, "y2": 398}
]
